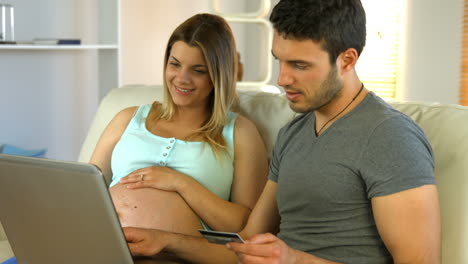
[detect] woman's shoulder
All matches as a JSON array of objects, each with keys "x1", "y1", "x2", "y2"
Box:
[
  {"x1": 233, "y1": 114, "x2": 256, "y2": 130},
  {"x1": 111, "y1": 106, "x2": 139, "y2": 124},
  {"x1": 233, "y1": 114, "x2": 262, "y2": 141},
  {"x1": 98, "y1": 106, "x2": 141, "y2": 144},
  {"x1": 118, "y1": 105, "x2": 139, "y2": 115},
  {"x1": 232, "y1": 114, "x2": 267, "y2": 163},
  {"x1": 111, "y1": 103, "x2": 156, "y2": 126}
]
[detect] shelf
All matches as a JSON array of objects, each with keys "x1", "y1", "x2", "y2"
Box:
[
  {"x1": 0, "y1": 44, "x2": 118, "y2": 50},
  {"x1": 0, "y1": 0, "x2": 120, "y2": 161}
]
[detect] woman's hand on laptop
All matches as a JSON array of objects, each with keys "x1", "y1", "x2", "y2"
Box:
[{"x1": 120, "y1": 166, "x2": 190, "y2": 192}]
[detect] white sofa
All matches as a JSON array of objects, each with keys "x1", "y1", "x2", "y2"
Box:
[{"x1": 1, "y1": 85, "x2": 468, "y2": 263}]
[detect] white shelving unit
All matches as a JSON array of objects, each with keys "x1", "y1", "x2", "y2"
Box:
[
  {"x1": 0, "y1": 45, "x2": 118, "y2": 50},
  {"x1": 210, "y1": 0, "x2": 275, "y2": 90},
  {"x1": 0, "y1": 0, "x2": 120, "y2": 161}
]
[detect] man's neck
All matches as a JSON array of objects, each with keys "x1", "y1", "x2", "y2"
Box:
[{"x1": 314, "y1": 81, "x2": 367, "y2": 135}]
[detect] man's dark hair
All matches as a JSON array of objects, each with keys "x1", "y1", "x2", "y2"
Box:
[{"x1": 270, "y1": 0, "x2": 366, "y2": 64}]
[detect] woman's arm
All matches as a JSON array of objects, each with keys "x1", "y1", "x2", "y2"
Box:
[
  {"x1": 186, "y1": 115, "x2": 269, "y2": 231},
  {"x1": 124, "y1": 180, "x2": 281, "y2": 264},
  {"x1": 123, "y1": 115, "x2": 269, "y2": 232},
  {"x1": 89, "y1": 106, "x2": 138, "y2": 179}
]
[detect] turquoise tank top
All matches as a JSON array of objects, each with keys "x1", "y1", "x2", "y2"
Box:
[{"x1": 110, "y1": 104, "x2": 236, "y2": 202}]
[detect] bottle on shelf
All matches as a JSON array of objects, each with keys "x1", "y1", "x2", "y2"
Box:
[{"x1": 0, "y1": 3, "x2": 15, "y2": 44}]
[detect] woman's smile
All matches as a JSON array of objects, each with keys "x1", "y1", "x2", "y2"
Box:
[{"x1": 174, "y1": 85, "x2": 195, "y2": 95}]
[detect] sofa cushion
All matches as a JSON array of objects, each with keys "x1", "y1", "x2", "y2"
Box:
[
  {"x1": 0, "y1": 240, "x2": 13, "y2": 263},
  {"x1": 238, "y1": 90, "x2": 295, "y2": 155},
  {"x1": 76, "y1": 85, "x2": 468, "y2": 264}
]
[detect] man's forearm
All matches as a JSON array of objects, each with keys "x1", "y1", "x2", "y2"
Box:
[
  {"x1": 293, "y1": 249, "x2": 343, "y2": 264},
  {"x1": 165, "y1": 232, "x2": 238, "y2": 264},
  {"x1": 226, "y1": 233, "x2": 344, "y2": 264}
]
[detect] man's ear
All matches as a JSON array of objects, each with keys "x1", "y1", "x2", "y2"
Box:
[{"x1": 338, "y1": 48, "x2": 358, "y2": 73}]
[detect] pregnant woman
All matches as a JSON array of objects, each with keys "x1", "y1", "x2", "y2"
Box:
[{"x1": 89, "y1": 13, "x2": 268, "y2": 237}]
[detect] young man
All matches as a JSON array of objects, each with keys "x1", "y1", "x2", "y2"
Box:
[{"x1": 124, "y1": 0, "x2": 441, "y2": 263}]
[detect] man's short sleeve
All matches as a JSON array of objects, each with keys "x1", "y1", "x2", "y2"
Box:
[{"x1": 359, "y1": 115, "x2": 435, "y2": 198}]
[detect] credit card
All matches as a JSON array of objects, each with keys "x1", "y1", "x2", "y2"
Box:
[{"x1": 198, "y1": 229, "x2": 245, "y2": 245}]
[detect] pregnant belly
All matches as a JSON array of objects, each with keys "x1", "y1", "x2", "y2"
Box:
[{"x1": 109, "y1": 182, "x2": 202, "y2": 237}]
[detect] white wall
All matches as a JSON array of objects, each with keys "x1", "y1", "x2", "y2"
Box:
[
  {"x1": 2, "y1": 0, "x2": 460, "y2": 161},
  {"x1": 398, "y1": 0, "x2": 463, "y2": 104},
  {"x1": 121, "y1": 0, "x2": 210, "y2": 85},
  {"x1": 120, "y1": 0, "x2": 249, "y2": 85},
  {"x1": 121, "y1": 0, "x2": 464, "y2": 104}
]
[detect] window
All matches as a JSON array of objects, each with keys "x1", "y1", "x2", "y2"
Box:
[
  {"x1": 357, "y1": 0, "x2": 403, "y2": 101},
  {"x1": 460, "y1": 0, "x2": 468, "y2": 106}
]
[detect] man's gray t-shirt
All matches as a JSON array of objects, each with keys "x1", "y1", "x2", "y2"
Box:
[{"x1": 269, "y1": 92, "x2": 435, "y2": 264}]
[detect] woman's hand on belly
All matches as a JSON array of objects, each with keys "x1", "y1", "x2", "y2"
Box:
[
  {"x1": 118, "y1": 165, "x2": 252, "y2": 233},
  {"x1": 119, "y1": 166, "x2": 188, "y2": 192},
  {"x1": 109, "y1": 182, "x2": 202, "y2": 237}
]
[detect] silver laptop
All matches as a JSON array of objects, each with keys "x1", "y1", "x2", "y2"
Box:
[{"x1": 0, "y1": 154, "x2": 177, "y2": 264}]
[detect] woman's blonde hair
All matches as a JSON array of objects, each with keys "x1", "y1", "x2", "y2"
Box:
[{"x1": 152, "y1": 13, "x2": 240, "y2": 158}]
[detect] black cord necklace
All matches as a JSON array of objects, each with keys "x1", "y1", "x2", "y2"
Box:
[{"x1": 315, "y1": 83, "x2": 365, "y2": 136}]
